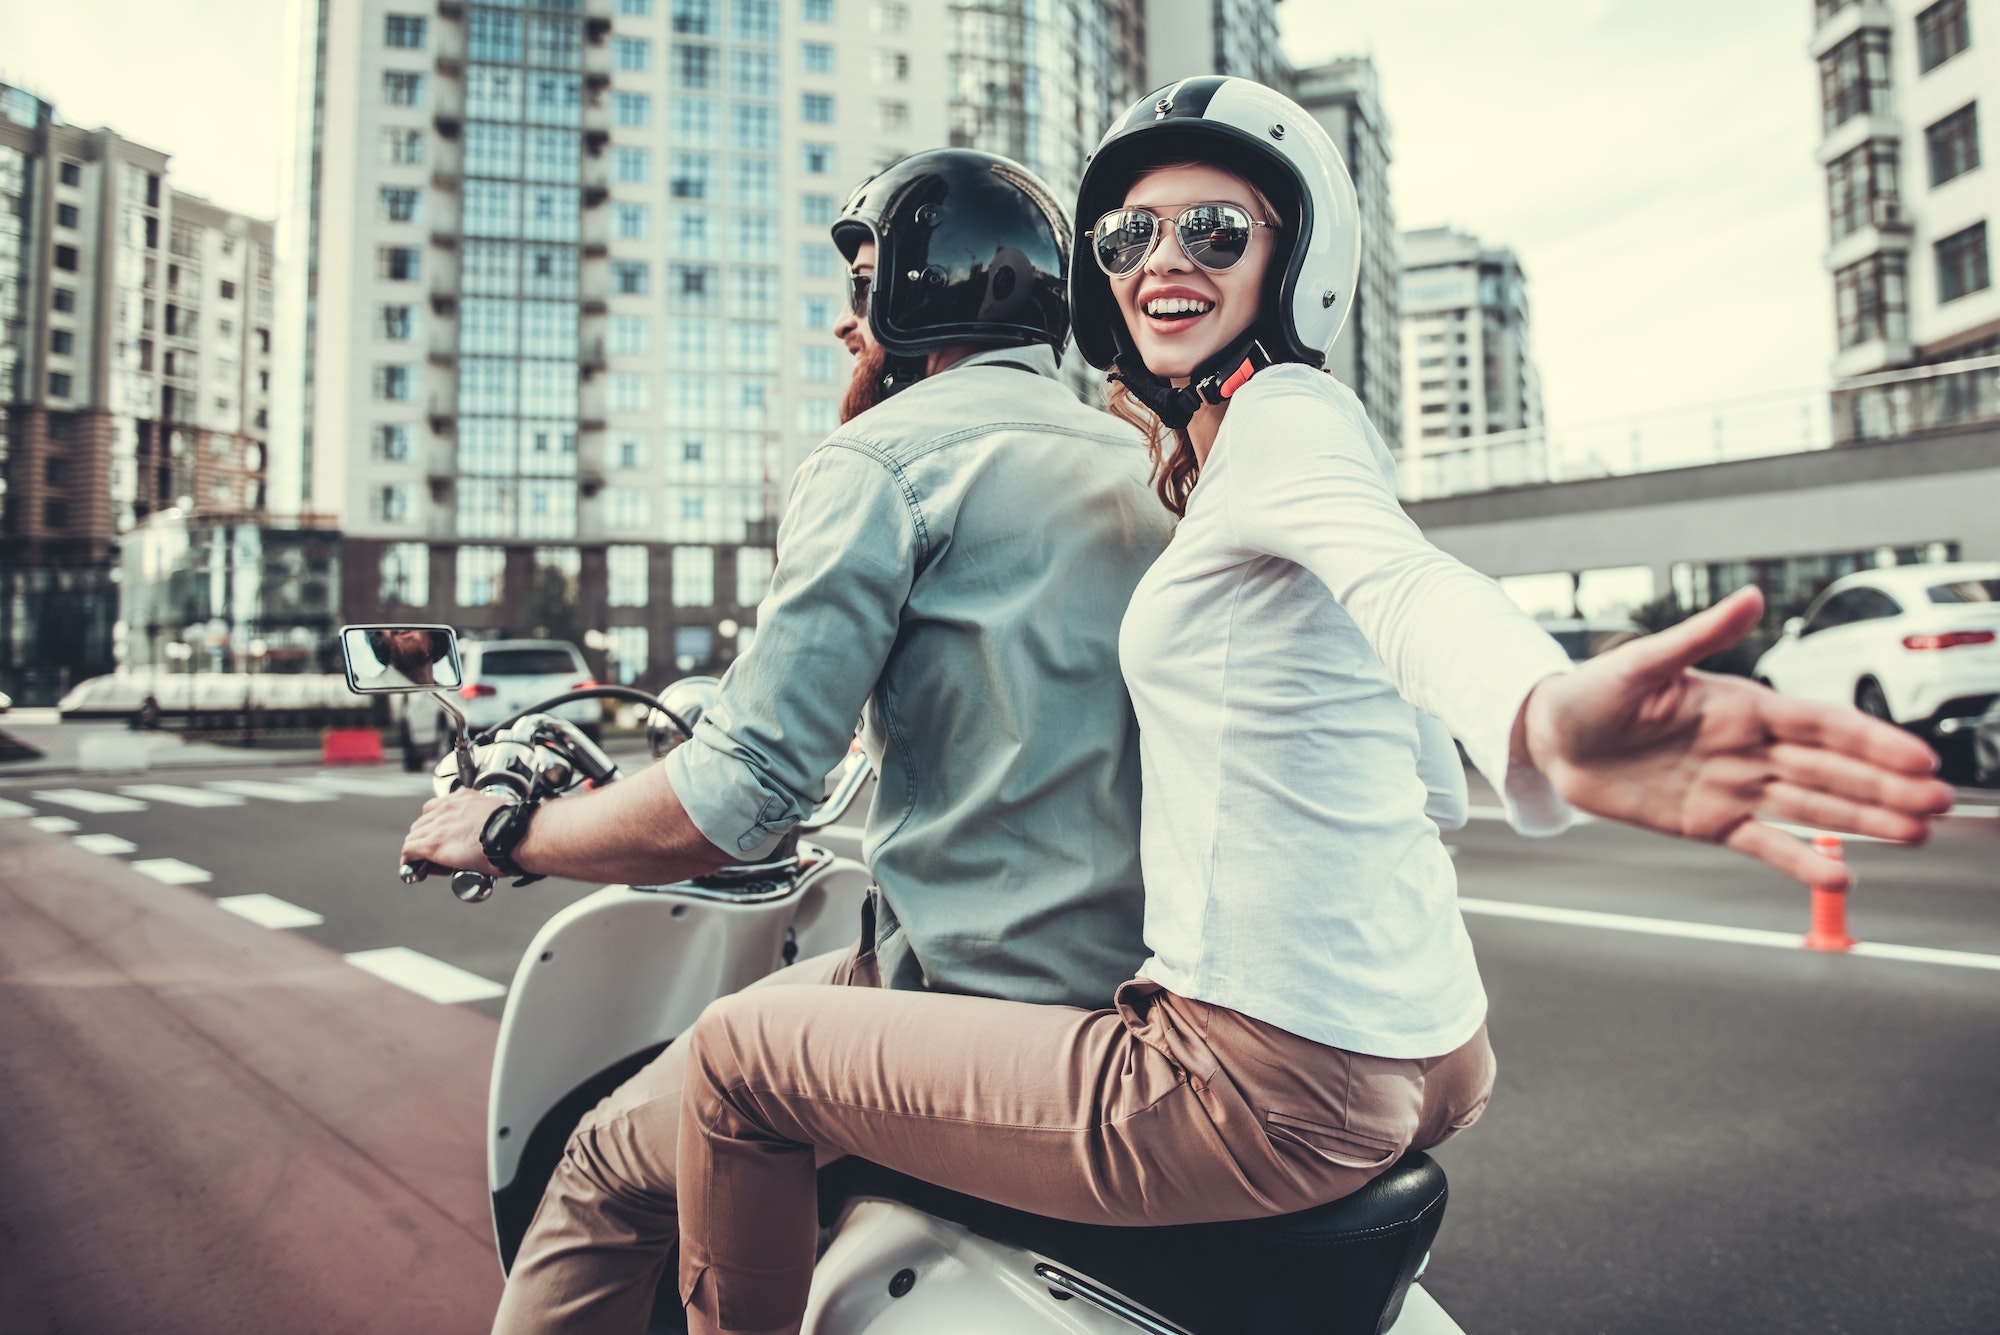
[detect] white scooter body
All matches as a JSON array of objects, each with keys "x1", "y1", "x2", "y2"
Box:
[{"x1": 487, "y1": 843, "x2": 1465, "y2": 1334}]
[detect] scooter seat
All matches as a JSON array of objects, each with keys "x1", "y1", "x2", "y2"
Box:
[{"x1": 817, "y1": 1152, "x2": 1446, "y2": 1335}]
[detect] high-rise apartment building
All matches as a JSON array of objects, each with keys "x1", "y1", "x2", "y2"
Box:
[
  {"x1": 1399, "y1": 225, "x2": 1542, "y2": 481},
  {"x1": 0, "y1": 83, "x2": 276, "y2": 704},
  {"x1": 1813, "y1": 0, "x2": 1998, "y2": 376},
  {"x1": 277, "y1": 0, "x2": 1152, "y2": 688},
  {"x1": 1145, "y1": 0, "x2": 1290, "y2": 90},
  {"x1": 1295, "y1": 56, "x2": 1400, "y2": 448}
]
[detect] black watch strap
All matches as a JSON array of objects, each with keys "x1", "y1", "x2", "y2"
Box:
[{"x1": 480, "y1": 801, "x2": 535, "y2": 878}]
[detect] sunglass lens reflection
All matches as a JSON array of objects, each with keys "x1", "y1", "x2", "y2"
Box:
[
  {"x1": 1178, "y1": 207, "x2": 1251, "y2": 270},
  {"x1": 1095, "y1": 211, "x2": 1157, "y2": 276},
  {"x1": 849, "y1": 275, "x2": 871, "y2": 317}
]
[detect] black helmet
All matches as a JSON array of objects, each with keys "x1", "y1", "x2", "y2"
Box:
[
  {"x1": 832, "y1": 149, "x2": 1072, "y2": 363},
  {"x1": 1071, "y1": 76, "x2": 1363, "y2": 429}
]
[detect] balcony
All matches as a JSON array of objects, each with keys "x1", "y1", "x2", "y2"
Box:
[
  {"x1": 430, "y1": 231, "x2": 460, "y2": 251},
  {"x1": 433, "y1": 114, "x2": 462, "y2": 141},
  {"x1": 430, "y1": 292, "x2": 458, "y2": 316},
  {"x1": 583, "y1": 129, "x2": 610, "y2": 157},
  {"x1": 582, "y1": 185, "x2": 609, "y2": 209},
  {"x1": 431, "y1": 170, "x2": 459, "y2": 193},
  {"x1": 427, "y1": 474, "x2": 454, "y2": 504},
  {"x1": 428, "y1": 402, "x2": 456, "y2": 435},
  {"x1": 437, "y1": 0, "x2": 465, "y2": 18},
  {"x1": 585, "y1": 16, "x2": 611, "y2": 43}
]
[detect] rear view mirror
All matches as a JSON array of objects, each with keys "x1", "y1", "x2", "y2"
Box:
[
  {"x1": 1783, "y1": 617, "x2": 1804, "y2": 638},
  {"x1": 340, "y1": 624, "x2": 465, "y2": 694}
]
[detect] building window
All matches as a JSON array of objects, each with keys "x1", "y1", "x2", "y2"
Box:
[
  {"x1": 613, "y1": 145, "x2": 651, "y2": 183},
  {"x1": 56, "y1": 202, "x2": 78, "y2": 228},
  {"x1": 731, "y1": 104, "x2": 778, "y2": 153},
  {"x1": 380, "y1": 247, "x2": 422, "y2": 281},
  {"x1": 614, "y1": 91, "x2": 652, "y2": 128},
  {"x1": 373, "y1": 424, "x2": 412, "y2": 460},
  {"x1": 1936, "y1": 221, "x2": 1991, "y2": 303},
  {"x1": 373, "y1": 484, "x2": 415, "y2": 524},
  {"x1": 43, "y1": 501, "x2": 69, "y2": 529},
  {"x1": 871, "y1": 0, "x2": 907, "y2": 31},
  {"x1": 682, "y1": 439, "x2": 704, "y2": 462},
  {"x1": 670, "y1": 152, "x2": 712, "y2": 199},
  {"x1": 45, "y1": 456, "x2": 70, "y2": 486},
  {"x1": 219, "y1": 280, "x2": 237, "y2": 301},
  {"x1": 673, "y1": 0, "x2": 715, "y2": 33},
  {"x1": 673, "y1": 626, "x2": 713, "y2": 669},
  {"x1": 1834, "y1": 251, "x2": 1908, "y2": 349},
  {"x1": 731, "y1": 50, "x2": 776, "y2": 96},
  {"x1": 374, "y1": 365, "x2": 415, "y2": 400},
  {"x1": 1825, "y1": 140, "x2": 1900, "y2": 239},
  {"x1": 672, "y1": 96, "x2": 717, "y2": 144},
  {"x1": 800, "y1": 194, "x2": 836, "y2": 227},
  {"x1": 54, "y1": 245, "x2": 78, "y2": 272},
  {"x1": 621, "y1": 0, "x2": 654, "y2": 13},
  {"x1": 799, "y1": 294, "x2": 836, "y2": 329},
  {"x1": 803, "y1": 0, "x2": 833, "y2": 22},
  {"x1": 378, "y1": 304, "x2": 416, "y2": 340},
  {"x1": 607, "y1": 545, "x2": 650, "y2": 606},
  {"x1": 801, "y1": 142, "x2": 835, "y2": 175},
  {"x1": 1917, "y1": 0, "x2": 1971, "y2": 73},
  {"x1": 385, "y1": 14, "x2": 428, "y2": 48},
  {"x1": 736, "y1": 547, "x2": 774, "y2": 605},
  {"x1": 614, "y1": 261, "x2": 651, "y2": 295},
  {"x1": 611, "y1": 372, "x2": 651, "y2": 413},
  {"x1": 614, "y1": 432, "x2": 650, "y2": 468},
  {"x1": 59, "y1": 160, "x2": 81, "y2": 187},
  {"x1": 801, "y1": 92, "x2": 834, "y2": 123},
  {"x1": 456, "y1": 546, "x2": 507, "y2": 607},
  {"x1": 50, "y1": 330, "x2": 73, "y2": 355},
  {"x1": 735, "y1": 0, "x2": 779, "y2": 42},
  {"x1": 49, "y1": 371, "x2": 73, "y2": 397},
  {"x1": 873, "y1": 49, "x2": 909, "y2": 82},
  {"x1": 877, "y1": 100, "x2": 908, "y2": 133},
  {"x1": 614, "y1": 202, "x2": 650, "y2": 240},
  {"x1": 674, "y1": 43, "x2": 718, "y2": 87},
  {"x1": 608, "y1": 486, "x2": 652, "y2": 530},
  {"x1": 803, "y1": 41, "x2": 834, "y2": 73},
  {"x1": 610, "y1": 315, "x2": 651, "y2": 356},
  {"x1": 1819, "y1": 28, "x2": 1891, "y2": 134},
  {"x1": 606, "y1": 626, "x2": 650, "y2": 683},
  {"x1": 469, "y1": 9, "x2": 523, "y2": 61},
  {"x1": 380, "y1": 187, "x2": 421, "y2": 224},
  {"x1": 52, "y1": 287, "x2": 75, "y2": 312},
  {"x1": 383, "y1": 71, "x2": 425, "y2": 106},
  {"x1": 382, "y1": 128, "x2": 425, "y2": 165},
  {"x1": 673, "y1": 546, "x2": 715, "y2": 605},
  {"x1": 1925, "y1": 103, "x2": 1980, "y2": 187},
  {"x1": 799, "y1": 345, "x2": 838, "y2": 382}
]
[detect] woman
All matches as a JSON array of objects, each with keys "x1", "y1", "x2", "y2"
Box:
[{"x1": 670, "y1": 78, "x2": 1950, "y2": 1335}]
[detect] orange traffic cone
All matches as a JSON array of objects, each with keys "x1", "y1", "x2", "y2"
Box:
[{"x1": 1802, "y1": 834, "x2": 1856, "y2": 952}]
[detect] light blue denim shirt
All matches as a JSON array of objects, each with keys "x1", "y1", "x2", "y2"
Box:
[{"x1": 664, "y1": 346, "x2": 1175, "y2": 1008}]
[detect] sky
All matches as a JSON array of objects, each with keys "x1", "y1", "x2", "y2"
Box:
[{"x1": 0, "y1": 0, "x2": 1836, "y2": 439}]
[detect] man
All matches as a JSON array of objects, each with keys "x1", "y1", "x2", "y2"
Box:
[{"x1": 399, "y1": 150, "x2": 1175, "y2": 1331}]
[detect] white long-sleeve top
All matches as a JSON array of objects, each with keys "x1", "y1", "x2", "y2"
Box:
[{"x1": 1121, "y1": 364, "x2": 1574, "y2": 1057}]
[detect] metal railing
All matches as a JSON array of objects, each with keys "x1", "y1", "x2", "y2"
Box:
[{"x1": 1400, "y1": 353, "x2": 2000, "y2": 502}]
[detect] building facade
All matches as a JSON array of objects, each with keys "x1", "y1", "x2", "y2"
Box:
[
  {"x1": 1144, "y1": 0, "x2": 1289, "y2": 90},
  {"x1": 1813, "y1": 0, "x2": 1998, "y2": 378},
  {"x1": 1295, "y1": 56, "x2": 1400, "y2": 448},
  {"x1": 0, "y1": 83, "x2": 276, "y2": 704},
  {"x1": 1398, "y1": 225, "x2": 1543, "y2": 485},
  {"x1": 277, "y1": 0, "x2": 1158, "y2": 690}
]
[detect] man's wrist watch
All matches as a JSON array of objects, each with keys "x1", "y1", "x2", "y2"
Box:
[{"x1": 479, "y1": 801, "x2": 536, "y2": 878}]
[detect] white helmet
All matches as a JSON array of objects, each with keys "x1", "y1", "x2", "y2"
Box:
[{"x1": 1071, "y1": 77, "x2": 1362, "y2": 425}]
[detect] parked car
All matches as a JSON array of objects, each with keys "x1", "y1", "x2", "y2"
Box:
[
  {"x1": 1939, "y1": 694, "x2": 2000, "y2": 787},
  {"x1": 1535, "y1": 617, "x2": 1644, "y2": 664},
  {"x1": 0, "y1": 689, "x2": 10, "y2": 714},
  {"x1": 1752, "y1": 561, "x2": 2000, "y2": 737},
  {"x1": 399, "y1": 638, "x2": 600, "y2": 771}
]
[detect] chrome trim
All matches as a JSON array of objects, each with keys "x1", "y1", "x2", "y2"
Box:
[{"x1": 1032, "y1": 1263, "x2": 1193, "y2": 1335}]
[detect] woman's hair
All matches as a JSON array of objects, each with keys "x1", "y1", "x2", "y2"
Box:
[{"x1": 1099, "y1": 160, "x2": 1284, "y2": 518}]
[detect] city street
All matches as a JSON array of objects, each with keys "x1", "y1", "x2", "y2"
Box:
[{"x1": 1, "y1": 750, "x2": 1996, "y2": 1333}]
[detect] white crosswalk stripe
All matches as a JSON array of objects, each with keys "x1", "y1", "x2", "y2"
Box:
[
  {"x1": 119, "y1": 783, "x2": 247, "y2": 808},
  {"x1": 74, "y1": 833, "x2": 137, "y2": 855},
  {"x1": 300, "y1": 772, "x2": 438, "y2": 797},
  {"x1": 216, "y1": 894, "x2": 325, "y2": 929},
  {"x1": 0, "y1": 798, "x2": 33, "y2": 818},
  {"x1": 344, "y1": 947, "x2": 507, "y2": 1005},
  {"x1": 33, "y1": 788, "x2": 147, "y2": 814},
  {"x1": 204, "y1": 779, "x2": 337, "y2": 804},
  {"x1": 29, "y1": 816, "x2": 80, "y2": 833},
  {"x1": 131, "y1": 858, "x2": 212, "y2": 885}
]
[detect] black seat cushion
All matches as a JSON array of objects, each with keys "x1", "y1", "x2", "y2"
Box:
[{"x1": 818, "y1": 1153, "x2": 1448, "y2": 1335}]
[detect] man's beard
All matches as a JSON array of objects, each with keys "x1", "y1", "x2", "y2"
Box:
[{"x1": 839, "y1": 343, "x2": 891, "y2": 423}]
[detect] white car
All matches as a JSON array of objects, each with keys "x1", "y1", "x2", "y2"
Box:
[
  {"x1": 1753, "y1": 562, "x2": 2000, "y2": 735},
  {"x1": 401, "y1": 638, "x2": 601, "y2": 771}
]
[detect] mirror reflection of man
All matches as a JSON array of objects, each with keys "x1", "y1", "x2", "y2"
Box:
[
  {"x1": 400, "y1": 150, "x2": 1176, "y2": 1332},
  {"x1": 361, "y1": 628, "x2": 452, "y2": 688}
]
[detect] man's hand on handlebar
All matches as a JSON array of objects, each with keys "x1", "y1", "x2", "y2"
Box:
[{"x1": 402, "y1": 787, "x2": 510, "y2": 878}]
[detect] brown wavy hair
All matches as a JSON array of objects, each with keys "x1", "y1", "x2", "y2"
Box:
[{"x1": 1096, "y1": 163, "x2": 1284, "y2": 518}]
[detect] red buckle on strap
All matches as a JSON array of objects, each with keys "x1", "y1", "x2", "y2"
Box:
[{"x1": 1219, "y1": 358, "x2": 1258, "y2": 399}]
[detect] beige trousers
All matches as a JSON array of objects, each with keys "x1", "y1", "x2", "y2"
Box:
[
  {"x1": 676, "y1": 979, "x2": 1496, "y2": 1335},
  {"x1": 492, "y1": 945, "x2": 877, "y2": 1335}
]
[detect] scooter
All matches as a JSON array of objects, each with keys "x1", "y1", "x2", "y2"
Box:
[{"x1": 338, "y1": 623, "x2": 1467, "y2": 1335}]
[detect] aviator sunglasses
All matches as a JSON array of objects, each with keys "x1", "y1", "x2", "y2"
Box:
[{"x1": 1091, "y1": 202, "x2": 1277, "y2": 278}]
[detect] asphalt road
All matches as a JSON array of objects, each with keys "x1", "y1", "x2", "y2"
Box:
[{"x1": 1, "y1": 751, "x2": 1996, "y2": 1333}]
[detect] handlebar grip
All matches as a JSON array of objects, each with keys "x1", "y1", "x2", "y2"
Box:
[{"x1": 400, "y1": 860, "x2": 430, "y2": 884}]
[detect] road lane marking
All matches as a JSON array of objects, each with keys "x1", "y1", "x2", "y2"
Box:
[
  {"x1": 32, "y1": 788, "x2": 147, "y2": 813},
  {"x1": 1949, "y1": 803, "x2": 1998, "y2": 818},
  {"x1": 204, "y1": 779, "x2": 337, "y2": 804},
  {"x1": 343, "y1": 947, "x2": 507, "y2": 1005},
  {"x1": 29, "y1": 816, "x2": 80, "y2": 833},
  {"x1": 216, "y1": 894, "x2": 325, "y2": 929},
  {"x1": 120, "y1": 783, "x2": 247, "y2": 808},
  {"x1": 1459, "y1": 897, "x2": 2000, "y2": 971},
  {"x1": 308, "y1": 772, "x2": 440, "y2": 796},
  {"x1": 0, "y1": 798, "x2": 33, "y2": 818},
  {"x1": 131, "y1": 858, "x2": 213, "y2": 885},
  {"x1": 73, "y1": 833, "x2": 137, "y2": 855}
]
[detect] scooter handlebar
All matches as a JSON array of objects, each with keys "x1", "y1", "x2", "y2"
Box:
[{"x1": 399, "y1": 859, "x2": 495, "y2": 904}]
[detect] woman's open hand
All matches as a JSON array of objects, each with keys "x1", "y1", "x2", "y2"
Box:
[{"x1": 1518, "y1": 586, "x2": 1957, "y2": 888}]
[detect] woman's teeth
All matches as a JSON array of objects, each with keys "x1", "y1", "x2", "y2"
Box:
[{"x1": 1145, "y1": 296, "x2": 1214, "y2": 320}]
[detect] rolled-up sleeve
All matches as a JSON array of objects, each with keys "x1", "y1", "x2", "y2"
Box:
[
  {"x1": 664, "y1": 441, "x2": 918, "y2": 858},
  {"x1": 1219, "y1": 367, "x2": 1575, "y2": 836}
]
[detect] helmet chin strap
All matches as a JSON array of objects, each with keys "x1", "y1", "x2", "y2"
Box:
[{"x1": 1110, "y1": 329, "x2": 1272, "y2": 431}]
